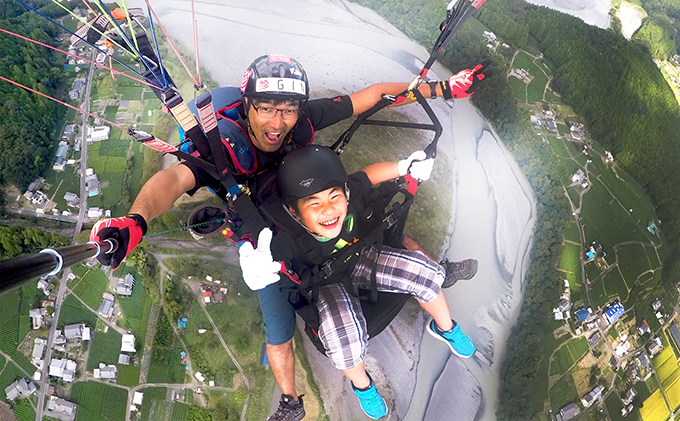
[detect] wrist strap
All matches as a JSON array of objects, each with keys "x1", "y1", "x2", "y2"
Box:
[
  {"x1": 125, "y1": 213, "x2": 148, "y2": 236},
  {"x1": 440, "y1": 81, "x2": 453, "y2": 100},
  {"x1": 428, "y1": 81, "x2": 437, "y2": 99}
]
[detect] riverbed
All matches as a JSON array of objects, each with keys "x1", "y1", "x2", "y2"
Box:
[
  {"x1": 523, "y1": 0, "x2": 612, "y2": 28},
  {"x1": 141, "y1": 1, "x2": 537, "y2": 419}
]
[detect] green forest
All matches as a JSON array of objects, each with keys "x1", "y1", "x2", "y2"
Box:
[
  {"x1": 0, "y1": 225, "x2": 69, "y2": 258},
  {"x1": 0, "y1": 0, "x2": 77, "y2": 191}
]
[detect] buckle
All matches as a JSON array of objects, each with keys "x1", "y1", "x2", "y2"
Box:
[
  {"x1": 226, "y1": 184, "x2": 249, "y2": 205},
  {"x1": 321, "y1": 263, "x2": 334, "y2": 279},
  {"x1": 383, "y1": 212, "x2": 399, "y2": 229}
]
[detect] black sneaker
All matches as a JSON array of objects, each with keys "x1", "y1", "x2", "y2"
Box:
[
  {"x1": 267, "y1": 394, "x2": 305, "y2": 421},
  {"x1": 440, "y1": 259, "x2": 478, "y2": 288}
]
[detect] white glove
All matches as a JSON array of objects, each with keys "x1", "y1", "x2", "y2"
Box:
[
  {"x1": 239, "y1": 228, "x2": 282, "y2": 290},
  {"x1": 397, "y1": 151, "x2": 434, "y2": 181}
]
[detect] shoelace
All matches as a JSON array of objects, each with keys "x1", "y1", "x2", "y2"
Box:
[{"x1": 270, "y1": 400, "x2": 299, "y2": 420}]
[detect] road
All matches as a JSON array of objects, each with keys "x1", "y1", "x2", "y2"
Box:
[
  {"x1": 154, "y1": 257, "x2": 251, "y2": 421},
  {"x1": 34, "y1": 56, "x2": 95, "y2": 421}
]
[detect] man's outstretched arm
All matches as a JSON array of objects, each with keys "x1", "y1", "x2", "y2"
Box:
[
  {"x1": 89, "y1": 164, "x2": 196, "y2": 268},
  {"x1": 128, "y1": 164, "x2": 197, "y2": 222},
  {"x1": 348, "y1": 59, "x2": 493, "y2": 115}
]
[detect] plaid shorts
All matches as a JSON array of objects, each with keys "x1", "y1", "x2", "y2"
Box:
[{"x1": 317, "y1": 245, "x2": 445, "y2": 370}]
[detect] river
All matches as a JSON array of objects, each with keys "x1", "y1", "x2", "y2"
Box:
[{"x1": 140, "y1": 1, "x2": 537, "y2": 419}]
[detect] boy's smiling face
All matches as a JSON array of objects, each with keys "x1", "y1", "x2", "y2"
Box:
[{"x1": 292, "y1": 186, "x2": 347, "y2": 239}]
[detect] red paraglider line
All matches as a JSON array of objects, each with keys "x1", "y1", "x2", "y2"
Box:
[
  {"x1": 0, "y1": 27, "x2": 163, "y2": 90},
  {"x1": 0, "y1": 74, "x2": 128, "y2": 131}
]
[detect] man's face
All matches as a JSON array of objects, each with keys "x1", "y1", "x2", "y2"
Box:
[
  {"x1": 292, "y1": 186, "x2": 347, "y2": 239},
  {"x1": 246, "y1": 98, "x2": 300, "y2": 153}
]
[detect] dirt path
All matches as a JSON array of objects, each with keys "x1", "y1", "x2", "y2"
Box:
[{"x1": 138, "y1": 303, "x2": 159, "y2": 384}]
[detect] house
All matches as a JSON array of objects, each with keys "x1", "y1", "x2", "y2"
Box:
[
  {"x1": 88, "y1": 126, "x2": 110, "y2": 142},
  {"x1": 610, "y1": 356, "x2": 619, "y2": 370},
  {"x1": 116, "y1": 274, "x2": 135, "y2": 296},
  {"x1": 652, "y1": 299, "x2": 662, "y2": 311},
  {"x1": 555, "y1": 402, "x2": 577, "y2": 421},
  {"x1": 203, "y1": 291, "x2": 212, "y2": 303},
  {"x1": 615, "y1": 341, "x2": 630, "y2": 357},
  {"x1": 94, "y1": 363, "x2": 117, "y2": 380},
  {"x1": 49, "y1": 358, "x2": 77, "y2": 382},
  {"x1": 64, "y1": 192, "x2": 80, "y2": 208},
  {"x1": 588, "y1": 333, "x2": 600, "y2": 346},
  {"x1": 53, "y1": 141, "x2": 69, "y2": 171},
  {"x1": 118, "y1": 354, "x2": 130, "y2": 365},
  {"x1": 121, "y1": 333, "x2": 136, "y2": 353},
  {"x1": 636, "y1": 353, "x2": 649, "y2": 368},
  {"x1": 194, "y1": 372, "x2": 205, "y2": 383},
  {"x1": 604, "y1": 301, "x2": 624, "y2": 325},
  {"x1": 670, "y1": 324, "x2": 680, "y2": 350},
  {"x1": 544, "y1": 120, "x2": 557, "y2": 131},
  {"x1": 649, "y1": 336, "x2": 663, "y2": 356},
  {"x1": 575, "y1": 307, "x2": 591, "y2": 322},
  {"x1": 622, "y1": 387, "x2": 637, "y2": 405},
  {"x1": 638, "y1": 320, "x2": 651, "y2": 335},
  {"x1": 98, "y1": 293, "x2": 114, "y2": 318},
  {"x1": 85, "y1": 174, "x2": 99, "y2": 197},
  {"x1": 87, "y1": 207, "x2": 103, "y2": 218},
  {"x1": 30, "y1": 308, "x2": 44, "y2": 329},
  {"x1": 482, "y1": 31, "x2": 497, "y2": 42},
  {"x1": 53, "y1": 330, "x2": 66, "y2": 346},
  {"x1": 621, "y1": 403, "x2": 634, "y2": 416},
  {"x1": 4, "y1": 378, "x2": 37, "y2": 401},
  {"x1": 571, "y1": 169, "x2": 586, "y2": 185},
  {"x1": 581, "y1": 385, "x2": 604, "y2": 407},
  {"x1": 32, "y1": 190, "x2": 48, "y2": 205},
  {"x1": 64, "y1": 324, "x2": 83, "y2": 340},
  {"x1": 45, "y1": 397, "x2": 78, "y2": 421},
  {"x1": 133, "y1": 392, "x2": 144, "y2": 405},
  {"x1": 37, "y1": 279, "x2": 51, "y2": 296},
  {"x1": 32, "y1": 338, "x2": 47, "y2": 364},
  {"x1": 61, "y1": 124, "x2": 75, "y2": 140}
]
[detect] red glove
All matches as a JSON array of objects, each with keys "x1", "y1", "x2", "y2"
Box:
[
  {"x1": 89, "y1": 214, "x2": 147, "y2": 269},
  {"x1": 444, "y1": 58, "x2": 493, "y2": 99}
]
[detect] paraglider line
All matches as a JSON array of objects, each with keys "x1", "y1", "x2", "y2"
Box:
[
  {"x1": 143, "y1": 0, "x2": 199, "y2": 87},
  {"x1": 0, "y1": 28, "x2": 162, "y2": 91},
  {"x1": 14, "y1": 0, "x2": 148, "y2": 80},
  {"x1": 47, "y1": 0, "x2": 135, "y2": 61},
  {"x1": 0, "y1": 74, "x2": 128, "y2": 131},
  {"x1": 95, "y1": 0, "x2": 166, "y2": 89},
  {"x1": 191, "y1": 0, "x2": 202, "y2": 87},
  {"x1": 146, "y1": 5, "x2": 169, "y2": 88}
]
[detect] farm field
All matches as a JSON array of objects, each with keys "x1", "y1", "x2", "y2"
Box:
[
  {"x1": 86, "y1": 328, "x2": 122, "y2": 371},
  {"x1": 59, "y1": 294, "x2": 99, "y2": 328},
  {"x1": 71, "y1": 267, "x2": 110, "y2": 310},
  {"x1": 70, "y1": 381, "x2": 127, "y2": 421}
]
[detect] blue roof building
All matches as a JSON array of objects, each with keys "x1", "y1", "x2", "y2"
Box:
[
  {"x1": 604, "y1": 301, "x2": 625, "y2": 325},
  {"x1": 575, "y1": 308, "x2": 591, "y2": 322}
]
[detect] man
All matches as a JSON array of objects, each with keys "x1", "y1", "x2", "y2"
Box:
[{"x1": 90, "y1": 54, "x2": 490, "y2": 421}]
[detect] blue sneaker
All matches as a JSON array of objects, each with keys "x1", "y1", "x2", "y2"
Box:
[
  {"x1": 352, "y1": 373, "x2": 388, "y2": 419},
  {"x1": 427, "y1": 319, "x2": 476, "y2": 358}
]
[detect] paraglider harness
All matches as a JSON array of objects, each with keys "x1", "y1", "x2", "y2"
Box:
[{"x1": 259, "y1": 177, "x2": 415, "y2": 354}]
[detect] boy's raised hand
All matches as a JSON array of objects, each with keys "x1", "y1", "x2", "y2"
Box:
[
  {"x1": 239, "y1": 228, "x2": 282, "y2": 290},
  {"x1": 398, "y1": 151, "x2": 435, "y2": 181}
]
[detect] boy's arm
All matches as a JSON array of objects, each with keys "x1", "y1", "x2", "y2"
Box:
[{"x1": 360, "y1": 162, "x2": 400, "y2": 185}]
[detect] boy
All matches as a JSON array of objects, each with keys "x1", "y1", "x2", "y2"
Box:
[{"x1": 240, "y1": 145, "x2": 476, "y2": 419}]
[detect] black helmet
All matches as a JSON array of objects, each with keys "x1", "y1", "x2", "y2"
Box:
[
  {"x1": 241, "y1": 54, "x2": 309, "y2": 101},
  {"x1": 277, "y1": 146, "x2": 346, "y2": 206}
]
